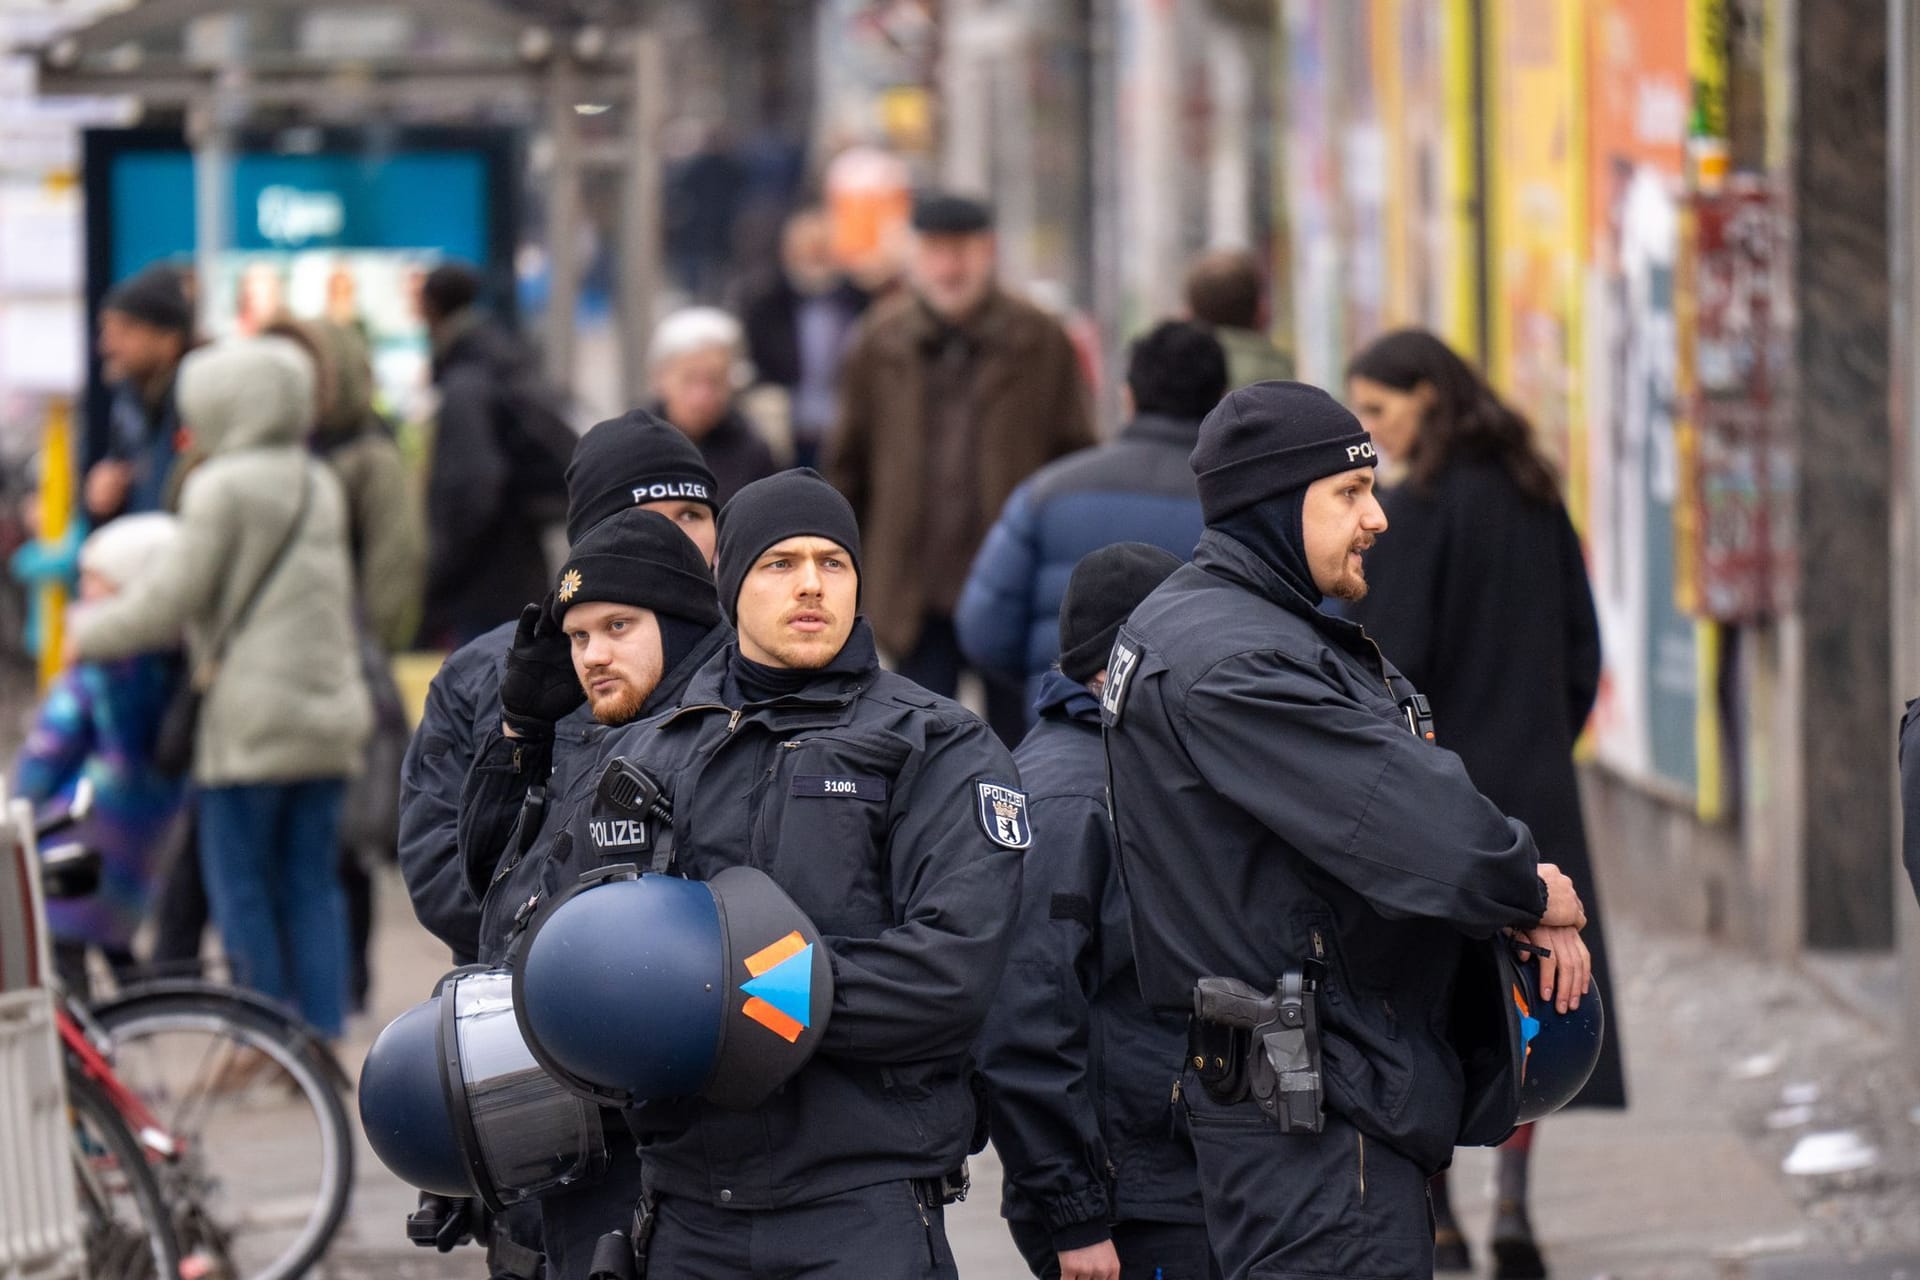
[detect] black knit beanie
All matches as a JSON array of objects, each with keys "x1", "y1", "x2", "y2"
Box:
[
  {"x1": 547, "y1": 508, "x2": 721, "y2": 630},
  {"x1": 103, "y1": 263, "x2": 193, "y2": 336},
  {"x1": 1191, "y1": 381, "x2": 1377, "y2": 523},
  {"x1": 1058, "y1": 543, "x2": 1183, "y2": 683},
  {"x1": 715, "y1": 468, "x2": 862, "y2": 624},
  {"x1": 564, "y1": 409, "x2": 720, "y2": 543}
]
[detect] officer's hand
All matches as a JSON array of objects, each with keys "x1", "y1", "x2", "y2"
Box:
[
  {"x1": 500, "y1": 601, "x2": 584, "y2": 740},
  {"x1": 1057, "y1": 1239, "x2": 1122, "y2": 1280},
  {"x1": 1535, "y1": 862, "x2": 1587, "y2": 930},
  {"x1": 1518, "y1": 924, "x2": 1592, "y2": 1015}
]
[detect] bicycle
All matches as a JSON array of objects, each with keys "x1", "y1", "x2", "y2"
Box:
[{"x1": 36, "y1": 793, "x2": 356, "y2": 1280}]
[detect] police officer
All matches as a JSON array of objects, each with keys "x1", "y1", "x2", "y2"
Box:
[
  {"x1": 976, "y1": 543, "x2": 1217, "y2": 1280},
  {"x1": 546, "y1": 468, "x2": 1025, "y2": 1277},
  {"x1": 1100, "y1": 383, "x2": 1590, "y2": 1280},
  {"x1": 453, "y1": 506, "x2": 729, "y2": 1280},
  {"x1": 399, "y1": 409, "x2": 719, "y2": 965}
]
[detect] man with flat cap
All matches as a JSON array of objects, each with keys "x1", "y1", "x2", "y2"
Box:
[
  {"x1": 827, "y1": 191, "x2": 1094, "y2": 745},
  {"x1": 977, "y1": 543, "x2": 1218, "y2": 1280},
  {"x1": 540, "y1": 468, "x2": 1027, "y2": 1277},
  {"x1": 399, "y1": 409, "x2": 721, "y2": 967},
  {"x1": 1100, "y1": 382, "x2": 1593, "y2": 1280}
]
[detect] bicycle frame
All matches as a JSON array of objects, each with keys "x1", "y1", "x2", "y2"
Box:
[{"x1": 56, "y1": 999, "x2": 181, "y2": 1162}]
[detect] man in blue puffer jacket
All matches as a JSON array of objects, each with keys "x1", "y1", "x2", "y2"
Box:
[{"x1": 955, "y1": 321, "x2": 1225, "y2": 728}]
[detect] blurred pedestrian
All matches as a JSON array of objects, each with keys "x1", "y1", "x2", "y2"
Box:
[
  {"x1": 742, "y1": 207, "x2": 871, "y2": 470},
  {"x1": 68, "y1": 336, "x2": 371, "y2": 1042},
  {"x1": 267, "y1": 315, "x2": 426, "y2": 1013},
  {"x1": 417, "y1": 262, "x2": 556, "y2": 649},
  {"x1": 650, "y1": 306, "x2": 780, "y2": 502},
  {"x1": 827, "y1": 192, "x2": 1095, "y2": 744},
  {"x1": 977, "y1": 543, "x2": 1218, "y2": 1280},
  {"x1": 13, "y1": 514, "x2": 189, "y2": 999},
  {"x1": 956, "y1": 320, "x2": 1223, "y2": 720},
  {"x1": 88, "y1": 262, "x2": 196, "y2": 522},
  {"x1": 1184, "y1": 249, "x2": 1293, "y2": 391},
  {"x1": 1345, "y1": 328, "x2": 1623, "y2": 1279},
  {"x1": 398, "y1": 410, "x2": 719, "y2": 966}
]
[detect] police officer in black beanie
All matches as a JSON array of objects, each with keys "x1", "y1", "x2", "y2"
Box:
[
  {"x1": 532, "y1": 467, "x2": 1024, "y2": 1277},
  {"x1": 399, "y1": 409, "x2": 720, "y2": 971},
  {"x1": 976, "y1": 543, "x2": 1224, "y2": 1280},
  {"x1": 1101, "y1": 382, "x2": 1593, "y2": 1280}
]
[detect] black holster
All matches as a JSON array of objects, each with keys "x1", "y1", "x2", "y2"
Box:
[{"x1": 1192, "y1": 969, "x2": 1325, "y2": 1134}]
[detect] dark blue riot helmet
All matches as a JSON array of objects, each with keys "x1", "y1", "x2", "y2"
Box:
[
  {"x1": 358, "y1": 967, "x2": 608, "y2": 1209},
  {"x1": 512, "y1": 863, "x2": 834, "y2": 1111},
  {"x1": 1507, "y1": 942, "x2": 1606, "y2": 1124},
  {"x1": 1454, "y1": 934, "x2": 1606, "y2": 1145}
]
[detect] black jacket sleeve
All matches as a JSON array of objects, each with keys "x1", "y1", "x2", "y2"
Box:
[
  {"x1": 1182, "y1": 650, "x2": 1547, "y2": 933},
  {"x1": 458, "y1": 727, "x2": 553, "y2": 905},
  {"x1": 974, "y1": 789, "x2": 1113, "y2": 1244},
  {"x1": 398, "y1": 648, "x2": 491, "y2": 963},
  {"x1": 817, "y1": 718, "x2": 1025, "y2": 1064},
  {"x1": 1558, "y1": 505, "x2": 1603, "y2": 732}
]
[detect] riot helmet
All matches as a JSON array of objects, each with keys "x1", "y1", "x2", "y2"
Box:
[
  {"x1": 513, "y1": 863, "x2": 833, "y2": 1112},
  {"x1": 358, "y1": 967, "x2": 608, "y2": 1210}
]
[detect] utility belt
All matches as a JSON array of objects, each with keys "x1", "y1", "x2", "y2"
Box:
[
  {"x1": 584, "y1": 1165, "x2": 970, "y2": 1279},
  {"x1": 1189, "y1": 961, "x2": 1326, "y2": 1134}
]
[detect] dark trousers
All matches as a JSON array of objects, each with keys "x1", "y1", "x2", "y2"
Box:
[
  {"x1": 1008, "y1": 1215, "x2": 1219, "y2": 1280},
  {"x1": 539, "y1": 1129, "x2": 643, "y2": 1280},
  {"x1": 647, "y1": 1181, "x2": 958, "y2": 1279},
  {"x1": 896, "y1": 613, "x2": 1029, "y2": 749},
  {"x1": 1183, "y1": 1085, "x2": 1432, "y2": 1280}
]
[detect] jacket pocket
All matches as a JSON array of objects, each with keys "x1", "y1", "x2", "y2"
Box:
[{"x1": 759, "y1": 731, "x2": 914, "y2": 926}]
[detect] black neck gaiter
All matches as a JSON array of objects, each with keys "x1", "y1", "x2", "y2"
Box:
[
  {"x1": 1215, "y1": 489, "x2": 1322, "y2": 607},
  {"x1": 724, "y1": 621, "x2": 879, "y2": 705}
]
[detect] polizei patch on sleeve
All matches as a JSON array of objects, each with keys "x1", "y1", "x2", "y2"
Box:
[
  {"x1": 1101, "y1": 636, "x2": 1141, "y2": 726},
  {"x1": 975, "y1": 781, "x2": 1031, "y2": 849}
]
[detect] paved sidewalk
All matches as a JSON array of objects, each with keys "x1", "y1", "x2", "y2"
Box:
[{"x1": 324, "y1": 868, "x2": 1919, "y2": 1279}]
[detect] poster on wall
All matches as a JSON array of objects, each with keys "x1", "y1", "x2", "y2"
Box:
[
  {"x1": 1683, "y1": 182, "x2": 1794, "y2": 622},
  {"x1": 1487, "y1": 0, "x2": 1582, "y2": 485},
  {"x1": 1582, "y1": 0, "x2": 1698, "y2": 794}
]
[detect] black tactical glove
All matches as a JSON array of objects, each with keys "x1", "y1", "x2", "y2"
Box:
[
  {"x1": 407, "y1": 1192, "x2": 488, "y2": 1252},
  {"x1": 500, "y1": 602, "x2": 584, "y2": 741}
]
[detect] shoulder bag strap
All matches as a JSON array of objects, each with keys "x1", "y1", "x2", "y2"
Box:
[{"x1": 194, "y1": 464, "x2": 316, "y2": 689}]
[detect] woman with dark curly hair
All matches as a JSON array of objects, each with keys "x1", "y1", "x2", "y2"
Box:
[{"x1": 1346, "y1": 328, "x2": 1626, "y2": 1280}]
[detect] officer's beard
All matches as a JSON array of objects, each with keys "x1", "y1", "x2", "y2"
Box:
[{"x1": 587, "y1": 675, "x2": 655, "y2": 726}]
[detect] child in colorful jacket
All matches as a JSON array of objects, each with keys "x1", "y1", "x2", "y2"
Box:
[{"x1": 13, "y1": 514, "x2": 188, "y2": 996}]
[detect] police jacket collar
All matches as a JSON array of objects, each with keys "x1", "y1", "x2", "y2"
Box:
[
  {"x1": 1193, "y1": 529, "x2": 1377, "y2": 661},
  {"x1": 1032, "y1": 667, "x2": 1101, "y2": 726},
  {"x1": 668, "y1": 618, "x2": 881, "y2": 731},
  {"x1": 1118, "y1": 411, "x2": 1203, "y2": 449}
]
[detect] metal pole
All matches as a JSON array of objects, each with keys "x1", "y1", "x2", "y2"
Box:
[
  {"x1": 620, "y1": 16, "x2": 666, "y2": 410},
  {"x1": 545, "y1": 47, "x2": 582, "y2": 394},
  {"x1": 191, "y1": 12, "x2": 245, "y2": 310}
]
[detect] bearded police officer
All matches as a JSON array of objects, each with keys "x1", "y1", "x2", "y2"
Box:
[
  {"x1": 530, "y1": 468, "x2": 1024, "y2": 1278},
  {"x1": 399, "y1": 409, "x2": 718, "y2": 967},
  {"x1": 1100, "y1": 383, "x2": 1590, "y2": 1280}
]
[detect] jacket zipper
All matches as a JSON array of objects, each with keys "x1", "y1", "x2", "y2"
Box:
[
  {"x1": 1357, "y1": 1132, "x2": 1367, "y2": 1201},
  {"x1": 1311, "y1": 928, "x2": 1326, "y2": 961}
]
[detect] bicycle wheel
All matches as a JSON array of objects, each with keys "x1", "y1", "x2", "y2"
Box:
[
  {"x1": 86, "y1": 987, "x2": 353, "y2": 1280},
  {"x1": 67, "y1": 1066, "x2": 183, "y2": 1280}
]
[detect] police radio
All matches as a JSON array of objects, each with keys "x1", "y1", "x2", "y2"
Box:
[{"x1": 1400, "y1": 693, "x2": 1436, "y2": 743}]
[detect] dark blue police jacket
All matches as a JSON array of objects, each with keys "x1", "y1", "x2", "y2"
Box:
[
  {"x1": 976, "y1": 669, "x2": 1202, "y2": 1253},
  {"x1": 541, "y1": 621, "x2": 1026, "y2": 1209},
  {"x1": 1102, "y1": 531, "x2": 1549, "y2": 1173}
]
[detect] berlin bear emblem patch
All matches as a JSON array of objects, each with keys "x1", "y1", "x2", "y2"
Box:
[{"x1": 975, "y1": 781, "x2": 1031, "y2": 850}]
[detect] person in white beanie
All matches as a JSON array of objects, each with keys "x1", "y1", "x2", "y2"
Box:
[{"x1": 13, "y1": 513, "x2": 190, "y2": 998}]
